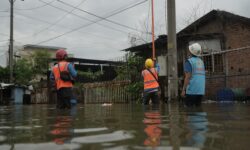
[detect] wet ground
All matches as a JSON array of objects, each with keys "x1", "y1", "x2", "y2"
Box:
[{"x1": 0, "y1": 103, "x2": 250, "y2": 150}]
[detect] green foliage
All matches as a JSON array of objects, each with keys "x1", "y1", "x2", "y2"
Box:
[
  {"x1": 116, "y1": 53, "x2": 144, "y2": 81},
  {"x1": 0, "y1": 51, "x2": 51, "y2": 84},
  {"x1": 0, "y1": 66, "x2": 9, "y2": 82},
  {"x1": 125, "y1": 81, "x2": 144, "y2": 102},
  {"x1": 32, "y1": 51, "x2": 51, "y2": 75},
  {"x1": 14, "y1": 58, "x2": 33, "y2": 84},
  {"x1": 78, "y1": 69, "x2": 103, "y2": 81},
  {"x1": 116, "y1": 53, "x2": 144, "y2": 101}
]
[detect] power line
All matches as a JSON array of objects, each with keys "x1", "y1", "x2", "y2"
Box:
[
  {"x1": 58, "y1": 0, "x2": 149, "y2": 33},
  {"x1": 38, "y1": 0, "x2": 128, "y2": 34},
  {"x1": 14, "y1": 0, "x2": 56, "y2": 11},
  {"x1": 33, "y1": 0, "x2": 88, "y2": 36},
  {"x1": 35, "y1": 0, "x2": 149, "y2": 44},
  {"x1": 15, "y1": 12, "x2": 57, "y2": 25},
  {"x1": 14, "y1": 12, "x2": 120, "y2": 42}
]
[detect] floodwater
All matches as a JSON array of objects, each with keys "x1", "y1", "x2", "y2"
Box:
[{"x1": 0, "y1": 103, "x2": 250, "y2": 150}]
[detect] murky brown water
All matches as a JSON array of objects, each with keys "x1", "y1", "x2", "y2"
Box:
[{"x1": 0, "y1": 103, "x2": 249, "y2": 150}]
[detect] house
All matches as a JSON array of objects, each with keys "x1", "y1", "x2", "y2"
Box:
[
  {"x1": 123, "y1": 10, "x2": 250, "y2": 99},
  {"x1": 17, "y1": 45, "x2": 67, "y2": 82},
  {"x1": 19, "y1": 44, "x2": 67, "y2": 59}
]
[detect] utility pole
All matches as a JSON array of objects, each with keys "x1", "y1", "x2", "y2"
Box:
[
  {"x1": 9, "y1": 0, "x2": 14, "y2": 82},
  {"x1": 167, "y1": 0, "x2": 178, "y2": 101}
]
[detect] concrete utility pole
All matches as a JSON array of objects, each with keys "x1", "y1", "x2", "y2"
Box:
[
  {"x1": 9, "y1": 0, "x2": 14, "y2": 82},
  {"x1": 167, "y1": 0, "x2": 178, "y2": 101}
]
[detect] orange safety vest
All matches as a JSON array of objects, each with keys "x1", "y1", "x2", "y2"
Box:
[
  {"x1": 142, "y1": 68, "x2": 159, "y2": 90},
  {"x1": 52, "y1": 61, "x2": 73, "y2": 90}
]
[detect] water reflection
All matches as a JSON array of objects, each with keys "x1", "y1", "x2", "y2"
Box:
[
  {"x1": 71, "y1": 130, "x2": 133, "y2": 144},
  {"x1": 184, "y1": 108, "x2": 208, "y2": 148},
  {"x1": 0, "y1": 104, "x2": 250, "y2": 150},
  {"x1": 143, "y1": 106, "x2": 162, "y2": 148},
  {"x1": 50, "y1": 115, "x2": 74, "y2": 145},
  {"x1": 50, "y1": 106, "x2": 77, "y2": 145}
]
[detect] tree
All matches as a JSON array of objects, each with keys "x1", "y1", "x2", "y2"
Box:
[
  {"x1": 14, "y1": 58, "x2": 33, "y2": 85},
  {"x1": 180, "y1": 0, "x2": 212, "y2": 27},
  {"x1": 116, "y1": 53, "x2": 144, "y2": 102},
  {"x1": 32, "y1": 51, "x2": 51, "y2": 75},
  {"x1": 0, "y1": 66, "x2": 9, "y2": 82}
]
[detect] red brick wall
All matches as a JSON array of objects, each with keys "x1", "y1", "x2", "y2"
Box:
[
  {"x1": 204, "y1": 22, "x2": 250, "y2": 98},
  {"x1": 226, "y1": 49, "x2": 250, "y2": 75},
  {"x1": 224, "y1": 23, "x2": 250, "y2": 49},
  {"x1": 206, "y1": 77, "x2": 225, "y2": 98},
  {"x1": 180, "y1": 18, "x2": 250, "y2": 98},
  {"x1": 227, "y1": 75, "x2": 250, "y2": 89},
  {"x1": 196, "y1": 18, "x2": 223, "y2": 34}
]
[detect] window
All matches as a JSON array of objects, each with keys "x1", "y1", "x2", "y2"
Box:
[{"x1": 190, "y1": 39, "x2": 224, "y2": 75}]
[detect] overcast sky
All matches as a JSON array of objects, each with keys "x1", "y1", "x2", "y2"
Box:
[{"x1": 0, "y1": 0, "x2": 249, "y2": 66}]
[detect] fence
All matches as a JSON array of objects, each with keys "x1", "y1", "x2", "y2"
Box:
[
  {"x1": 83, "y1": 80, "x2": 132, "y2": 104},
  {"x1": 201, "y1": 46, "x2": 250, "y2": 101},
  {"x1": 31, "y1": 88, "x2": 48, "y2": 104}
]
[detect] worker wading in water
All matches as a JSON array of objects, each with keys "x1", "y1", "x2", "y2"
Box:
[
  {"x1": 50, "y1": 49, "x2": 77, "y2": 109},
  {"x1": 181, "y1": 43, "x2": 206, "y2": 107},
  {"x1": 142, "y1": 58, "x2": 160, "y2": 105}
]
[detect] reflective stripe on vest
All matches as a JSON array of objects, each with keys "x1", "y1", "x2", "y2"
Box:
[
  {"x1": 186, "y1": 57, "x2": 205, "y2": 95},
  {"x1": 142, "y1": 68, "x2": 159, "y2": 90},
  {"x1": 53, "y1": 61, "x2": 73, "y2": 90}
]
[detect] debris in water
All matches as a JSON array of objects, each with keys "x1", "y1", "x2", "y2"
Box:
[{"x1": 102, "y1": 103, "x2": 112, "y2": 106}]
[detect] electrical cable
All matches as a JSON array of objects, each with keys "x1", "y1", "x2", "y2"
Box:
[
  {"x1": 14, "y1": 0, "x2": 56, "y2": 10},
  {"x1": 15, "y1": 0, "x2": 144, "y2": 38},
  {"x1": 33, "y1": 0, "x2": 88, "y2": 36},
  {"x1": 14, "y1": 12, "x2": 120, "y2": 41},
  {"x1": 38, "y1": 0, "x2": 129, "y2": 34},
  {"x1": 35, "y1": 0, "x2": 149, "y2": 44},
  {"x1": 57, "y1": 0, "x2": 149, "y2": 34}
]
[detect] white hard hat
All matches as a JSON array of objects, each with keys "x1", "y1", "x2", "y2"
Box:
[{"x1": 189, "y1": 43, "x2": 202, "y2": 56}]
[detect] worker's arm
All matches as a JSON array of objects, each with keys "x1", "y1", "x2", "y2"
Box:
[
  {"x1": 68, "y1": 63, "x2": 77, "y2": 78},
  {"x1": 181, "y1": 72, "x2": 191, "y2": 97},
  {"x1": 50, "y1": 71, "x2": 55, "y2": 81},
  {"x1": 49, "y1": 71, "x2": 56, "y2": 88},
  {"x1": 181, "y1": 61, "x2": 192, "y2": 97}
]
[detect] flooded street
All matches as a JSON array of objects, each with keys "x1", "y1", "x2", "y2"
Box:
[{"x1": 0, "y1": 103, "x2": 250, "y2": 150}]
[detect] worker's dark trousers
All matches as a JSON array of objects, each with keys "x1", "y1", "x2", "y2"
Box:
[
  {"x1": 143, "y1": 91, "x2": 159, "y2": 105},
  {"x1": 57, "y1": 87, "x2": 73, "y2": 109},
  {"x1": 185, "y1": 94, "x2": 203, "y2": 107}
]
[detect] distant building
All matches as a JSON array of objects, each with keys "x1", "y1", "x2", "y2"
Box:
[
  {"x1": 19, "y1": 44, "x2": 67, "y2": 59},
  {"x1": 18, "y1": 44, "x2": 67, "y2": 82}
]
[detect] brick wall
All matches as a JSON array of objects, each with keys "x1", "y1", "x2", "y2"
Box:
[
  {"x1": 226, "y1": 49, "x2": 250, "y2": 75},
  {"x1": 206, "y1": 77, "x2": 225, "y2": 98},
  {"x1": 224, "y1": 23, "x2": 250, "y2": 49},
  {"x1": 196, "y1": 18, "x2": 223, "y2": 34},
  {"x1": 203, "y1": 22, "x2": 250, "y2": 98}
]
